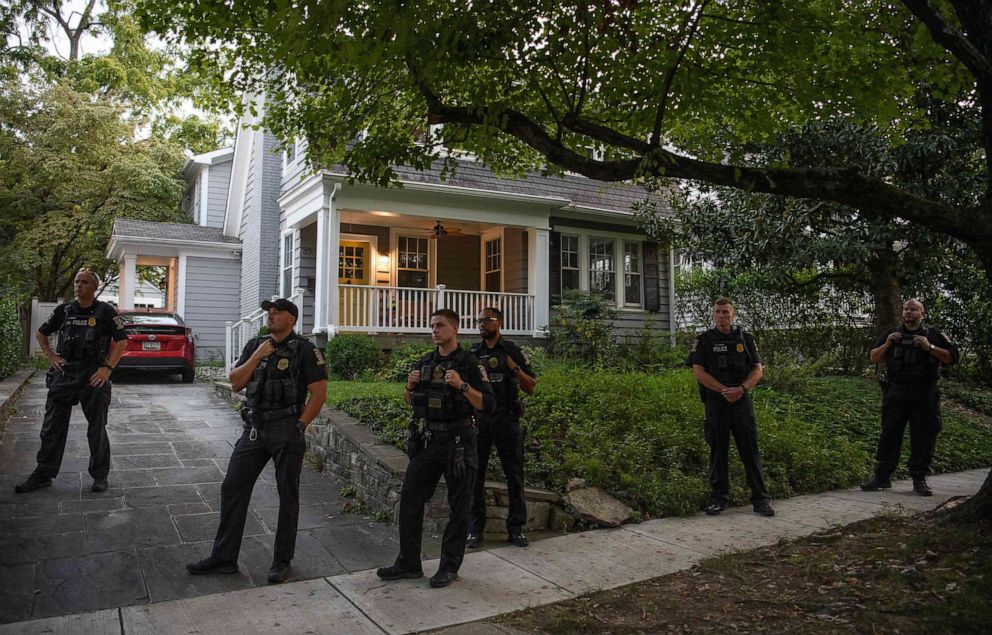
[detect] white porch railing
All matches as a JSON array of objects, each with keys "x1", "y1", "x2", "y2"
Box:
[
  {"x1": 338, "y1": 284, "x2": 534, "y2": 335},
  {"x1": 225, "y1": 289, "x2": 306, "y2": 376}
]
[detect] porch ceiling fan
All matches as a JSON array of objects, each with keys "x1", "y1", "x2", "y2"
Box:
[{"x1": 430, "y1": 220, "x2": 463, "y2": 239}]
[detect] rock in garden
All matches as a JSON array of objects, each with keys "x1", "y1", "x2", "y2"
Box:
[{"x1": 564, "y1": 486, "x2": 633, "y2": 527}]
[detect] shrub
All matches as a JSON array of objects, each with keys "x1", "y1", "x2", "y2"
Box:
[
  {"x1": 545, "y1": 289, "x2": 619, "y2": 366},
  {"x1": 325, "y1": 334, "x2": 382, "y2": 380},
  {"x1": 379, "y1": 342, "x2": 435, "y2": 381},
  {"x1": 0, "y1": 298, "x2": 24, "y2": 380},
  {"x1": 334, "y1": 394, "x2": 409, "y2": 449}
]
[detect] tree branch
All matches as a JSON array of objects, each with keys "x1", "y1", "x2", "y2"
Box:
[
  {"x1": 901, "y1": 0, "x2": 992, "y2": 81},
  {"x1": 652, "y1": 0, "x2": 710, "y2": 144}
]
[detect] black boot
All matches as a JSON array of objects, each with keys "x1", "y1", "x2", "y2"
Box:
[{"x1": 913, "y1": 476, "x2": 933, "y2": 496}]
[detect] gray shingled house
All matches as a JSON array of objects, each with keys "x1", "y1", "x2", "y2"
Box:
[{"x1": 107, "y1": 107, "x2": 675, "y2": 368}]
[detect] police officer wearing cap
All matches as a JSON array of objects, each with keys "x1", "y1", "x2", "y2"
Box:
[
  {"x1": 16, "y1": 268, "x2": 127, "y2": 494},
  {"x1": 466, "y1": 307, "x2": 536, "y2": 549},
  {"x1": 861, "y1": 298, "x2": 958, "y2": 496},
  {"x1": 377, "y1": 308, "x2": 496, "y2": 589},
  {"x1": 688, "y1": 297, "x2": 774, "y2": 517},
  {"x1": 187, "y1": 298, "x2": 327, "y2": 583}
]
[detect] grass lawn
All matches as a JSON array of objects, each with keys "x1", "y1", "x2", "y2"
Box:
[{"x1": 323, "y1": 370, "x2": 992, "y2": 517}]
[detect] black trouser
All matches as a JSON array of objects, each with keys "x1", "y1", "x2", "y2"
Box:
[
  {"x1": 469, "y1": 418, "x2": 526, "y2": 536},
  {"x1": 703, "y1": 393, "x2": 770, "y2": 504},
  {"x1": 874, "y1": 383, "x2": 941, "y2": 479},
  {"x1": 34, "y1": 366, "x2": 112, "y2": 480},
  {"x1": 394, "y1": 426, "x2": 477, "y2": 574},
  {"x1": 212, "y1": 417, "x2": 306, "y2": 564}
]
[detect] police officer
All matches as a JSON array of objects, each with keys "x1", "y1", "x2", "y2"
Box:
[
  {"x1": 688, "y1": 297, "x2": 774, "y2": 517},
  {"x1": 16, "y1": 268, "x2": 127, "y2": 494},
  {"x1": 377, "y1": 308, "x2": 495, "y2": 588},
  {"x1": 861, "y1": 298, "x2": 958, "y2": 496},
  {"x1": 467, "y1": 307, "x2": 536, "y2": 549},
  {"x1": 187, "y1": 298, "x2": 327, "y2": 583}
]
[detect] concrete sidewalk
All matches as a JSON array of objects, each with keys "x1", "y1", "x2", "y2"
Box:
[{"x1": 1, "y1": 468, "x2": 985, "y2": 635}]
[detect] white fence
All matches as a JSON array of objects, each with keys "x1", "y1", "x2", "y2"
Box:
[
  {"x1": 338, "y1": 284, "x2": 535, "y2": 335},
  {"x1": 29, "y1": 298, "x2": 59, "y2": 356}
]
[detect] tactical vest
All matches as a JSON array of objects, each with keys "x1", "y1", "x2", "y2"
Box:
[
  {"x1": 885, "y1": 325, "x2": 939, "y2": 384},
  {"x1": 703, "y1": 328, "x2": 751, "y2": 387},
  {"x1": 412, "y1": 349, "x2": 475, "y2": 425},
  {"x1": 56, "y1": 303, "x2": 111, "y2": 365},
  {"x1": 245, "y1": 338, "x2": 302, "y2": 414},
  {"x1": 471, "y1": 342, "x2": 520, "y2": 418}
]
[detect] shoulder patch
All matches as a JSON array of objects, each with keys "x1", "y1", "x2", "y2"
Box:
[
  {"x1": 691, "y1": 338, "x2": 699, "y2": 352},
  {"x1": 313, "y1": 349, "x2": 325, "y2": 366},
  {"x1": 113, "y1": 315, "x2": 126, "y2": 329}
]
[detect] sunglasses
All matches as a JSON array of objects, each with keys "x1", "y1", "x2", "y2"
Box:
[{"x1": 476, "y1": 317, "x2": 499, "y2": 325}]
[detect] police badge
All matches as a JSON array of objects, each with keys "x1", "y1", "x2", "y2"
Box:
[
  {"x1": 488, "y1": 356, "x2": 499, "y2": 368},
  {"x1": 87, "y1": 317, "x2": 97, "y2": 327},
  {"x1": 277, "y1": 358, "x2": 290, "y2": 370},
  {"x1": 736, "y1": 343, "x2": 745, "y2": 353}
]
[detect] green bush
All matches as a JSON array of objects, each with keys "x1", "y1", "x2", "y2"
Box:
[
  {"x1": 325, "y1": 334, "x2": 382, "y2": 380},
  {"x1": 378, "y1": 342, "x2": 435, "y2": 381},
  {"x1": 334, "y1": 394, "x2": 410, "y2": 450},
  {"x1": 545, "y1": 289, "x2": 620, "y2": 366},
  {"x1": 0, "y1": 298, "x2": 24, "y2": 380}
]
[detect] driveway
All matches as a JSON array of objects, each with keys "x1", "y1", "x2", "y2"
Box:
[{"x1": 0, "y1": 374, "x2": 405, "y2": 624}]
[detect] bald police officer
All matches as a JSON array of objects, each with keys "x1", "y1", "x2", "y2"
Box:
[
  {"x1": 688, "y1": 297, "x2": 774, "y2": 517},
  {"x1": 861, "y1": 298, "x2": 958, "y2": 496},
  {"x1": 16, "y1": 268, "x2": 127, "y2": 494}
]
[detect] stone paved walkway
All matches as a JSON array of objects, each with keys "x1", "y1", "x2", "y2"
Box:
[
  {"x1": 0, "y1": 374, "x2": 422, "y2": 625},
  {"x1": 0, "y1": 373, "x2": 987, "y2": 634}
]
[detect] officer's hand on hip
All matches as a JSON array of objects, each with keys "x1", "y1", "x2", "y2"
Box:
[
  {"x1": 46, "y1": 351, "x2": 65, "y2": 372},
  {"x1": 444, "y1": 369, "x2": 464, "y2": 388},
  {"x1": 407, "y1": 369, "x2": 421, "y2": 390},
  {"x1": 89, "y1": 366, "x2": 111, "y2": 387}
]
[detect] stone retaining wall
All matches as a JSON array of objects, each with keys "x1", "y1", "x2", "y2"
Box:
[
  {"x1": 0, "y1": 369, "x2": 35, "y2": 439},
  {"x1": 213, "y1": 381, "x2": 562, "y2": 534}
]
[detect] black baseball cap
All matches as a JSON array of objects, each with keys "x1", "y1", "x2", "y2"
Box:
[{"x1": 260, "y1": 298, "x2": 299, "y2": 320}]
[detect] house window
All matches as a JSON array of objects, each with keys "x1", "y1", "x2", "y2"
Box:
[
  {"x1": 589, "y1": 237, "x2": 616, "y2": 302},
  {"x1": 485, "y1": 238, "x2": 501, "y2": 292},
  {"x1": 624, "y1": 241, "x2": 642, "y2": 306},
  {"x1": 338, "y1": 244, "x2": 366, "y2": 283},
  {"x1": 398, "y1": 236, "x2": 429, "y2": 288},
  {"x1": 284, "y1": 139, "x2": 296, "y2": 166},
  {"x1": 281, "y1": 233, "x2": 294, "y2": 296},
  {"x1": 560, "y1": 235, "x2": 580, "y2": 294}
]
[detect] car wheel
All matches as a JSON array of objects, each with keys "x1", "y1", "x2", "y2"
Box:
[{"x1": 181, "y1": 368, "x2": 195, "y2": 383}]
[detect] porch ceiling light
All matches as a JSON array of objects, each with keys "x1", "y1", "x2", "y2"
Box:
[{"x1": 431, "y1": 220, "x2": 447, "y2": 238}]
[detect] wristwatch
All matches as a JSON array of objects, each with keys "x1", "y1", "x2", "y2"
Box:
[
  {"x1": 459, "y1": 382, "x2": 470, "y2": 393},
  {"x1": 296, "y1": 420, "x2": 308, "y2": 434},
  {"x1": 100, "y1": 363, "x2": 114, "y2": 371},
  {"x1": 928, "y1": 343, "x2": 935, "y2": 352}
]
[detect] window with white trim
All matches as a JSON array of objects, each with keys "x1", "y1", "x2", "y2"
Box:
[
  {"x1": 589, "y1": 237, "x2": 616, "y2": 302},
  {"x1": 281, "y1": 233, "x2": 294, "y2": 296},
  {"x1": 398, "y1": 236, "x2": 429, "y2": 288},
  {"x1": 485, "y1": 238, "x2": 501, "y2": 291},
  {"x1": 623, "y1": 241, "x2": 642, "y2": 306},
  {"x1": 560, "y1": 234, "x2": 580, "y2": 294}
]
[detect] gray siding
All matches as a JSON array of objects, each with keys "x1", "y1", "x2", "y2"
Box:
[
  {"x1": 185, "y1": 256, "x2": 241, "y2": 361},
  {"x1": 239, "y1": 130, "x2": 283, "y2": 316},
  {"x1": 436, "y1": 234, "x2": 480, "y2": 290},
  {"x1": 205, "y1": 160, "x2": 231, "y2": 229},
  {"x1": 504, "y1": 228, "x2": 528, "y2": 293}
]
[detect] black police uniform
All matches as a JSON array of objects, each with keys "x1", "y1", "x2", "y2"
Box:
[
  {"x1": 871, "y1": 323, "x2": 958, "y2": 480},
  {"x1": 33, "y1": 300, "x2": 127, "y2": 481},
  {"x1": 469, "y1": 337, "x2": 535, "y2": 539},
  {"x1": 688, "y1": 327, "x2": 770, "y2": 506},
  {"x1": 392, "y1": 347, "x2": 495, "y2": 576},
  {"x1": 211, "y1": 333, "x2": 327, "y2": 565}
]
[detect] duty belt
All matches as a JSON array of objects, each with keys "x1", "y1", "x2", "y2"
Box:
[
  {"x1": 254, "y1": 405, "x2": 298, "y2": 422},
  {"x1": 425, "y1": 418, "x2": 473, "y2": 433}
]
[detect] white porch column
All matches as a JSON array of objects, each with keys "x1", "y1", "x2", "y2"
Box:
[
  {"x1": 313, "y1": 183, "x2": 341, "y2": 334},
  {"x1": 176, "y1": 254, "x2": 187, "y2": 317},
  {"x1": 528, "y1": 227, "x2": 550, "y2": 337},
  {"x1": 120, "y1": 254, "x2": 137, "y2": 310}
]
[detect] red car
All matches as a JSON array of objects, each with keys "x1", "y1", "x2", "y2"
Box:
[{"x1": 117, "y1": 311, "x2": 196, "y2": 382}]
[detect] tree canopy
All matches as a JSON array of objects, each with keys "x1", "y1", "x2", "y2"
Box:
[{"x1": 136, "y1": 0, "x2": 992, "y2": 277}]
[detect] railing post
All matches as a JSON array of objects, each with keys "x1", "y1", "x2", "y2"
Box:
[
  {"x1": 436, "y1": 284, "x2": 446, "y2": 309},
  {"x1": 225, "y1": 321, "x2": 233, "y2": 376}
]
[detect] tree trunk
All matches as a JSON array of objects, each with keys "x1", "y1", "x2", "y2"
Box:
[
  {"x1": 938, "y1": 469, "x2": 992, "y2": 524},
  {"x1": 868, "y1": 249, "x2": 902, "y2": 336}
]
